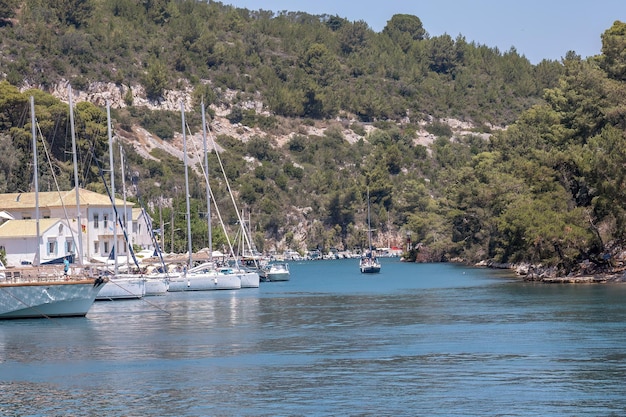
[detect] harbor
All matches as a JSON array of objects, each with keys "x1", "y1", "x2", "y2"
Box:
[{"x1": 3, "y1": 259, "x2": 626, "y2": 416}]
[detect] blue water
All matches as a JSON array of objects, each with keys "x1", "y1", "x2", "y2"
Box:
[{"x1": 2, "y1": 259, "x2": 626, "y2": 416}]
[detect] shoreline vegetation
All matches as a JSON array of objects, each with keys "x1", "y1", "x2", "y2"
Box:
[{"x1": 478, "y1": 261, "x2": 626, "y2": 284}]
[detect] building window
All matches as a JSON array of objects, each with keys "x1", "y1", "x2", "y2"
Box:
[
  {"x1": 47, "y1": 240, "x2": 57, "y2": 256},
  {"x1": 104, "y1": 241, "x2": 109, "y2": 254},
  {"x1": 94, "y1": 241, "x2": 99, "y2": 254},
  {"x1": 93, "y1": 214, "x2": 99, "y2": 228},
  {"x1": 103, "y1": 214, "x2": 108, "y2": 229},
  {"x1": 65, "y1": 240, "x2": 73, "y2": 253}
]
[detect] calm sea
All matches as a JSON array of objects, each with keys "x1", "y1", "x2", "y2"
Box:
[{"x1": 2, "y1": 259, "x2": 626, "y2": 416}]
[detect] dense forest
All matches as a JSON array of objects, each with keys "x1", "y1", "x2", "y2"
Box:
[{"x1": 1, "y1": 0, "x2": 625, "y2": 276}]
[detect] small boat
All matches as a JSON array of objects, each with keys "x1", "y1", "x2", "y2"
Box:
[
  {"x1": 260, "y1": 262, "x2": 290, "y2": 282},
  {"x1": 360, "y1": 188, "x2": 381, "y2": 274},
  {"x1": 0, "y1": 262, "x2": 107, "y2": 319},
  {"x1": 359, "y1": 254, "x2": 381, "y2": 274}
]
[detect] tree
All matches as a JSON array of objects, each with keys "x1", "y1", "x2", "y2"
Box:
[
  {"x1": 382, "y1": 14, "x2": 427, "y2": 52},
  {"x1": 600, "y1": 20, "x2": 626, "y2": 81},
  {"x1": 53, "y1": 0, "x2": 94, "y2": 28},
  {"x1": 143, "y1": 59, "x2": 168, "y2": 100}
]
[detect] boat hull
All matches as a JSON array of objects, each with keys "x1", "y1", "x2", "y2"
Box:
[
  {"x1": 263, "y1": 271, "x2": 290, "y2": 281},
  {"x1": 144, "y1": 276, "x2": 170, "y2": 296},
  {"x1": 360, "y1": 258, "x2": 381, "y2": 274},
  {"x1": 0, "y1": 278, "x2": 107, "y2": 319},
  {"x1": 239, "y1": 271, "x2": 260, "y2": 288},
  {"x1": 360, "y1": 265, "x2": 381, "y2": 273},
  {"x1": 167, "y1": 273, "x2": 241, "y2": 291},
  {"x1": 96, "y1": 277, "x2": 146, "y2": 300}
]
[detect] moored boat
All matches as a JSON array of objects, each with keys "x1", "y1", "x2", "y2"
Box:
[
  {"x1": 167, "y1": 265, "x2": 241, "y2": 291},
  {"x1": 359, "y1": 255, "x2": 381, "y2": 274},
  {"x1": 0, "y1": 95, "x2": 107, "y2": 319},
  {"x1": 96, "y1": 275, "x2": 146, "y2": 300},
  {"x1": 0, "y1": 263, "x2": 107, "y2": 319},
  {"x1": 360, "y1": 188, "x2": 381, "y2": 274},
  {"x1": 261, "y1": 262, "x2": 290, "y2": 282}
]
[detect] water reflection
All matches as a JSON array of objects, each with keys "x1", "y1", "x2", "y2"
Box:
[{"x1": 3, "y1": 260, "x2": 626, "y2": 416}]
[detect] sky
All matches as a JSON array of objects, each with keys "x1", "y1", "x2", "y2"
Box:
[{"x1": 223, "y1": 0, "x2": 625, "y2": 64}]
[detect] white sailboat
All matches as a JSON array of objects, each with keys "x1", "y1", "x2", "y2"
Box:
[
  {"x1": 0, "y1": 95, "x2": 106, "y2": 319},
  {"x1": 201, "y1": 106, "x2": 259, "y2": 288},
  {"x1": 360, "y1": 188, "x2": 381, "y2": 274},
  {"x1": 167, "y1": 102, "x2": 241, "y2": 291},
  {"x1": 96, "y1": 101, "x2": 146, "y2": 300},
  {"x1": 117, "y1": 145, "x2": 170, "y2": 296}
]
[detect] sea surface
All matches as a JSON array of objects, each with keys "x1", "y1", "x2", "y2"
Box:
[{"x1": 2, "y1": 259, "x2": 626, "y2": 416}]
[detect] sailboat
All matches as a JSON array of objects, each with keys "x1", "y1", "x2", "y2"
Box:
[
  {"x1": 95, "y1": 101, "x2": 146, "y2": 300},
  {"x1": 0, "y1": 96, "x2": 107, "y2": 319},
  {"x1": 167, "y1": 102, "x2": 241, "y2": 291},
  {"x1": 200, "y1": 105, "x2": 259, "y2": 288},
  {"x1": 359, "y1": 188, "x2": 381, "y2": 274}
]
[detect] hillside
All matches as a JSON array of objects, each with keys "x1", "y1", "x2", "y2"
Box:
[{"x1": 2, "y1": 1, "x2": 626, "y2": 277}]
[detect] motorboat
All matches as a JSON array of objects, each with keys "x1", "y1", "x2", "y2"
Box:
[{"x1": 260, "y1": 262, "x2": 290, "y2": 282}]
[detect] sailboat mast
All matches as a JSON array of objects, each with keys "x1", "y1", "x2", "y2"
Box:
[
  {"x1": 367, "y1": 188, "x2": 372, "y2": 251},
  {"x1": 106, "y1": 101, "x2": 118, "y2": 274},
  {"x1": 201, "y1": 101, "x2": 212, "y2": 261},
  {"x1": 30, "y1": 96, "x2": 40, "y2": 267},
  {"x1": 120, "y1": 145, "x2": 130, "y2": 271},
  {"x1": 68, "y1": 86, "x2": 84, "y2": 266},
  {"x1": 181, "y1": 102, "x2": 193, "y2": 269}
]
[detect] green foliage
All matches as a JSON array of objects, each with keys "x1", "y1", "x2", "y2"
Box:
[
  {"x1": 0, "y1": 0, "x2": 18, "y2": 21},
  {"x1": 2, "y1": 5, "x2": 626, "y2": 270},
  {"x1": 143, "y1": 59, "x2": 169, "y2": 100},
  {"x1": 600, "y1": 21, "x2": 626, "y2": 81}
]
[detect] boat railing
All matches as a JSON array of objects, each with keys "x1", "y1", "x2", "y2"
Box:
[{"x1": 0, "y1": 265, "x2": 100, "y2": 284}]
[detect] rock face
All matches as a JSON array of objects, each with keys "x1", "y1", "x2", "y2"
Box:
[
  {"x1": 24, "y1": 80, "x2": 496, "y2": 254},
  {"x1": 42, "y1": 79, "x2": 195, "y2": 111}
]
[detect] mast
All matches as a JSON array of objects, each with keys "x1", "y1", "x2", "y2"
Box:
[
  {"x1": 68, "y1": 86, "x2": 84, "y2": 266},
  {"x1": 181, "y1": 101, "x2": 193, "y2": 269},
  {"x1": 30, "y1": 96, "x2": 40, "y2": 266},
  {"x1": 120, "y1": 145, "x2": 130, "y2": 272},
  {"x1": 201, "y1": 101, "x2": 212, "y2": 261},
  {"x1": 367, "y1": 187, "x2": 372, "y2": 252},
  {"x1": 106, "y1": 101, "x2": 118, "y2": 275}
]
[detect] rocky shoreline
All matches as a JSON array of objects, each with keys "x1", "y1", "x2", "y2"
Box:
[{"x1": 478, "y1": 261, "x2": 626, "y2": 284}]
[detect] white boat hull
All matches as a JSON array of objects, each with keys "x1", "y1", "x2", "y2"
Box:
[
  {"x1": 167, "y1": 272, "x2": 241, "y2": 291},
  {"x1": 239, "y1": 271, "x2": 260, "y2": 288},
  {"x1": 144, "y1": 276, "x2": 170, "y2": 296},
  {"x1": 96, "y1": 277, "x2": 146, "y2": 300},
  {"x1": 0, "y1": 278, "x2": 107, "y2": 319},
  {"x1": 264, "y1": 271, "x2": 290, "y2": 281}
]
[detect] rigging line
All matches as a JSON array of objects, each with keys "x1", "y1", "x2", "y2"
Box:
[
  {"x1": 202, "y1": 120, "x2": 259, "y2": 267},
  {"x1": 91, "y1": 144, "x2": 141, "y2": 270},
  {"x1": 36, "y1": 120, "x2": 81, "y2": 255},
  {"x1": 183, "y1": 122, "x2": 239, "y2": 263},
  {"x1": 187, "y1": 123, "x2": 256, "y2": 256},
  {"x1": 135, "y1": 192, "x2": 170, "y2": 276}
]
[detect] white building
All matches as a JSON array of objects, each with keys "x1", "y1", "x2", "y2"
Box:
[{"x1": 0, "y1": 188, "x2": 154, "y2": 266}]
